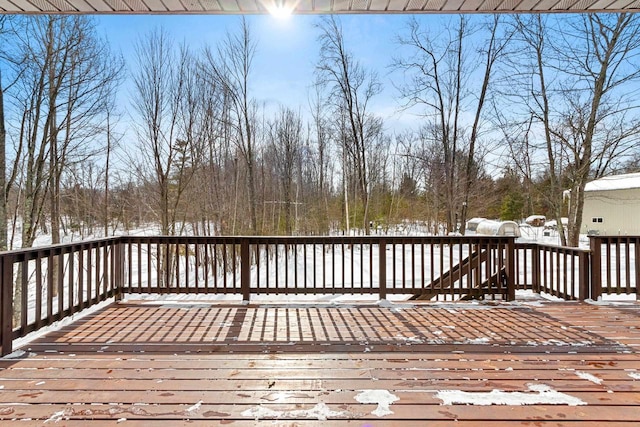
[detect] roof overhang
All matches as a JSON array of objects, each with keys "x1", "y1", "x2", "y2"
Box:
[{"x1": 2, "y1": 0, "x2": 640, "y2": 14}]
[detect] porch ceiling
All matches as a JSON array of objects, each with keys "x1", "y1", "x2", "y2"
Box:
[{"x1": 2, "y1": 0, "x2": 640, "y2": 14}]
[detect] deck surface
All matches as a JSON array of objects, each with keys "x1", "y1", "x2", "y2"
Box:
[{"x1": 1, "y1": 299, "x2": 639, "y2": 425}]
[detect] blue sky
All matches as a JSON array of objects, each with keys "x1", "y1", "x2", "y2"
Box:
[{"x1": 94, "y1": 14, "x2": 441, "y2": 133}]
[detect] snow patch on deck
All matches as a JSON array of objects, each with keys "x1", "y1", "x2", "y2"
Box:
[
  {"x1": 43, "y1": 410, "x2": 67, "y2": 423},
  {"x1": 628, "y1": 372, "x2": 640, "y2": 380},
  {"x1": 186, "y1": 400, "x2": 203, "y2": 413},
  {"x1": 2, "y1": 350, "x2": 37, "y2": 360},
  {"x1": 527, "y1": 339, "x2": 594, "y2": 347},
  {"x1": 354, "y1": 389, "x2": 399, "y2": 417},
  {"x1": 460, "y1": 337, "x2": 491, "y2": 345},
  {"x1": 435, "y1": 384, "x2": 586, "y2": 406},
  {"x1": 575, "y1": 371, "x2": 602, "y2": 384},
  {"x1": 377, "y1": 299, "x2": 415, "y2": 311},
  {"x1": 241, "y1": 402, "x2": 343, "y2": 421}
]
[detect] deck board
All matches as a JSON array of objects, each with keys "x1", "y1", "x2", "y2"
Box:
[{"x1": 1, "y1": 300, "x2": 639, "y2": 425}]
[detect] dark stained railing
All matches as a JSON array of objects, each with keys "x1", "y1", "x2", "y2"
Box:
[
  {"x1": 514, "y1": 242, "x2": 537, "y2": 291},
  {"x1": 0, "y1": 238, "x2": 121, "y2": 356},
  {"x1": 590, "y1": 236, "x2": 640, "y2": 299},
  {"x1": 119, "y1": 235, "x2": 516, "y2": 301},
  {"x1": 534, "y1": 243, "x2": 590, "y2": 300},
  {"x1": 1, "y1": 234, "x2": 639, "y2": 356}
]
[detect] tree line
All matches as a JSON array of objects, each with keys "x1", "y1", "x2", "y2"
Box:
[{"x1": 0, "y1": 13, "x2": 639, "y2": 250}]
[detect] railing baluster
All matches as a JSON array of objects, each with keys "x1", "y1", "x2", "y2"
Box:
[
  {"x1": 204, "y1": 243, "x2": 209, "y2": 292},
  {"x1": 87, "y1": 244, "x2": 93, "y2": 305},
  {"x1": 368, "y1": 242, "x2": 372, "y2": 291},
  {"x1": 392, "y1": 242, "x2": 396, "y2": 292},
  {"x1": 288, "y1": 241, "x2": 292, "y2": 290},
  {"x1": 321, "y1": 243, "x2": 325, "y2": 291},
  {"x1": 342, "y1": 241, "x2": 346, "y2": 290},
  {"x1": 605, "y1": 242, "x2": 612, "y2": 294},
  {"x1": 421, "y1": 241, "x2": 425, "y2": 290},
  {"x1": 180, "y1": 243, "x2": 185, "y2": 290},
  {"x1": 635, "y1": 240, "x2": 640, "y2": 299},
  {"x1": 103, "y1": 244, "x2": 109, "y2": 299},
  {"x1": 241, "y1": 239, "x2": 250, "y2": 302},
  {"x1": 449, "y1": 240, "x2": 454, "y2": 300},
  {"x1": 274, "y1": 242, "x2": 279, "y2": 291},
  {"x1": 625, "y1": 238, "x2": 631, "y2": 294},
  {"x1": 165, "y1": 242, "x2": 170, "y2": 291},
  {"x1": 213, "y1": 243, "x2": 218, "y2": 291},
  {"x1": 21, "y1": 259, "x2": 28, "y2": 332},
  {"x1": 36, "y1": 253, "x2": 43, "y2": 327},
  {"x1": 313, "y1": 243, "x2": 317, "y2": 291},
  {"x1": 1, "y1": 254, "x2": 14, "y2": 356},
  {"x1": 48, "y1": 249, "x2": 54, "y2": 320},
  {"x1": 506, "y1": 238, "x2": 515, "y2": 301},
  {"x1": 379, "y1": 239, "x2": 386, "y2": 300},
  {"x1": 562, "y1": 251, "x2": 568, "y2": 299},
  {"x1": 69, "y1": 247, "x2": 75, "y2": 313},
  {"x1": 264, "y1": 243, "x2": 269, "y2": 291},
  {"x1": 360, "y1": 242, "x2": 363, "y2": 292},
  {"x1": 331, "y1": 243, "x2": 335, "y2": 291},
  {"x1": 303, "y1": 243, "x2": 308, "y2": 291},
  {"x1": 439, "y1": 240, "x2": 444, "y2": 301},
  {"x1": 294, "y1": 242, "x2": 299, "y2": 290},
  {"x1": 615, "y1": 238, "x2": 621, "y2": 294},
  {"x1": 350, "y1": 241, "x2": 354, "y2": 290},
  {"x1": 58, "y1": 250, "x2": 65, "y2": 316},
  {"x1": 222, "y1": 243, "x2": 227, "y2": 290}
]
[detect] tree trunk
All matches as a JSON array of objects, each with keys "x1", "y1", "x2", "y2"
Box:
[{"x1": 0, "y1": 71, "x2": 6, "y2": 251}]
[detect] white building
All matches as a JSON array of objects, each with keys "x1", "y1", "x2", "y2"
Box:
[{"x1": 581, "y1": 172, "x2": 640, "y2": 235}]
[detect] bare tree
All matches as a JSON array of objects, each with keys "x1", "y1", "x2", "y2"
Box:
[
  {"x1": 268, "y1": 108, "x2": 303, "y2": 234},
  {"x1": 315, "y1": 16, "x2": 382, "y2": 235},
  {"x1": 308, "y1": 82, "x2": 333, "y2": 233},
  {"x1": 394, "y1": 15, "x2": 509, "y2": 234},
  {"x1": 0, "y1": 15, "x2": 10, "y2": 251},
  {"x1": 5, "y1": 16, "x2": 121, "y2": 249},
  {"x1": 2, "y1": 16, "x2": 121, "y2": 321},
  {"x1": 132, "y1": 30, "x2": 200, "y2": 236},
  {"x1": 201, "y1": 18, "x2": 260, "y2": 235},
  {"x1": 506, "y1": 13, "x2": 640, "y2": 246}
]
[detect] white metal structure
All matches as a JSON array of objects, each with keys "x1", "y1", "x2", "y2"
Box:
[{"x1": 475, "y1": 219, "x2": 521, "y2": 237}]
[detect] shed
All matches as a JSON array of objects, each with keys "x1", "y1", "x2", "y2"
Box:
[
  {"x1": 475, "y1": 220, "x2": 521, "y2": 237},
  {"x1": 581, "y1": 172, "x2": 640, "y2": 235}
]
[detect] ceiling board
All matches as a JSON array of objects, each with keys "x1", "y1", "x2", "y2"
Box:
[{"x1": 3, "y1": 0, "x2": 639, "y2": 12}]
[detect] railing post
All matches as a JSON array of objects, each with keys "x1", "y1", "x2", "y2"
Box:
[
  {"x1": 578, "y1": 250, "x2": 590, "y2": 301},
  {"x1": 1, "y1": 255, "x2": 14, "y2": 356},
  {"x1": 114, "y1": 241, "x2": 123, "y2": 302},
  {"x1": 532, "y1": 245, "x2": 540, "y2": 294},
  {"x1": 379, "y1": 239, "x2": 387, "y2": 300},
  {"x1": 590, "y1": 236, "x2": 602, "y2": 300},
  {"x1": 241, "y1": 239, "x2": 250, "y2": 303},
  {"x1": 506, "y1": 238, "x2": 516, "y2": 301}
]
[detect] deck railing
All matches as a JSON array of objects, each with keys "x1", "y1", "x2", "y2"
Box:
[
  {"x1": 118, "y1": 235, "x2": 515, "y2": 300},
  {"x1": 515, "y1": 242, "x2": 590, "y2": 300},
  {"x1": 0, "y1": 238, "x2": 121, "y2": 356},
  {"x1": 590, "y1": 236, "x2": 639, "y2": 299},
  {"x1": 1, "y1": 234, "x2": 639, "y2": 356}
]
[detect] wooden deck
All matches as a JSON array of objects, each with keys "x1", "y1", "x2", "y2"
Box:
[{"x1": 0, "y1": 299, "x2": 639, "y2": 425}]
